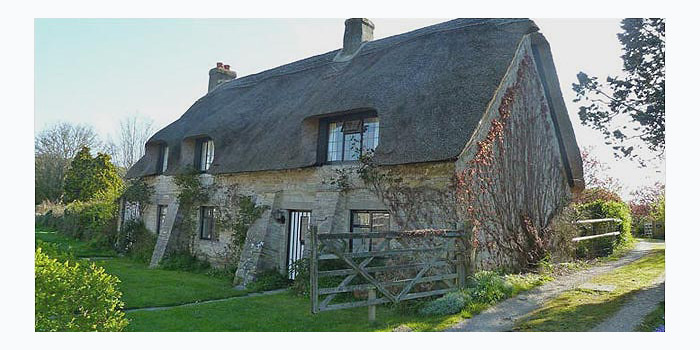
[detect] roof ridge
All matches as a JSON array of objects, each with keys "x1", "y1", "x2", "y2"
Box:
[{"x1": 214, "y1": 18, "x2": 532, "y2": 92}]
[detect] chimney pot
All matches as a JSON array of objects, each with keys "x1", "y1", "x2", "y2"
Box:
[{"x1": 209, "y1": 62, "x2": 237, "y2": 93}]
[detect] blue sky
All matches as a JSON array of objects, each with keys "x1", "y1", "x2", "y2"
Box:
[{"x1": 34, "y1": 18, "x2": 665, "y2": 198}]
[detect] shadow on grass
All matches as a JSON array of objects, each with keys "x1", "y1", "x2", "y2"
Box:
[{"x1": 514, "y1": 287, "x2": 653, "y2": 332}]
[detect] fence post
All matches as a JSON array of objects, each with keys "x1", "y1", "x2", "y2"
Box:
[
  {"x1": 310, "y1": 225, "x2": 319, "y2": 314},
  {"x1": 368, "y1": 287, "x2": 376, "y2": 323}
]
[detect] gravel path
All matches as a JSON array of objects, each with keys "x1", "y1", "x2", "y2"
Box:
[
  {"x1": 590, "y1": 274, "x2": 665, "y2": 332},
  {"x1": 446, "y1": 240, "x2": 664, "y2": 332},
  {"x1": 123, "y1": 288, "x2": 289, "y2": 313}
]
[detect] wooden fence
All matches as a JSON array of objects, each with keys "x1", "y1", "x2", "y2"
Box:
[
  {"x1": 309, "y1": 226, "x2": 467, "y2": 316},
  {"x1": 573, "y1": 218, "x2": 622, "y2": 242}
]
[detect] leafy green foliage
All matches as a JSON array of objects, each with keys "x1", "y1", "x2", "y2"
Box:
[
  {"x1": 63, "y1": 146, "x2": 123, "y2": 203},
  {"x1": 35, "y1": 247, "x2": 128, "y2": 331},
  {"x1": 232, "y1": 196, "x2": 267, "y2": 248},
  {"x1": 121, "y1": 177, "x2": 154, "y2": 207},
  {"x1": 247, "y1": 270, "x2": 291, "y2": 292},
  {"x1": 61, "y1": 200, "x2": 119, "y2": 243},
  {"x1": 115, "y1": 220, "x2": 156, "y2": 263},
  {"x1": 419, "y1": 292, "x2": 468, "y2": 316},
  {"x1": 575, "y1": 200, "x2": 633, "y2": 258},
  {"x1": 573, "y1": 18, "x2": 665, "y2": 162},
  {"x1": 466, "y1": 271, "x2": 515, "y2": 304},
  {"x1": 159, "y1": 250, "x2": 211, "y2": 273}
]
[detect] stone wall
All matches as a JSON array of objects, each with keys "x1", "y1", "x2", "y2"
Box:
[
  {"x1": 454, "y1": 35, "x2": 573, "y2": 270},
  {"x1": 138, "y1": 160, "x2": 456, "y2": 285}
]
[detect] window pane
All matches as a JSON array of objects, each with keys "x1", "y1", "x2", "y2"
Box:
[
  {"x1": 206, "y1": 140, "x2": 215, "y2": 170},
  {"x1": 352, "y1": 212, "x2": 371, "y2": 226},
  {"x1": 371, "y1": 212, "x2": 390, "y2": 232},
  {"x1": 343, "y1": 133, "x2": 361, "y2": 160},
  {"x1": 362, "y1": 118, "x2": 379, "y2": 152},
  {"x1": 161, "y1": 146, "x2": 169, "y2": 172},
  {"x1": 327, "y1": 122, "x2": 343, "y2": 162}
]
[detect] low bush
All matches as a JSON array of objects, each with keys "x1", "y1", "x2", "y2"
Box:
[
  {"x1": 115, "y1": 220, "x2": 156, "y2": 263},
  {"x1": 35, "y1": 247, "x2": 128, "y2": 332},
  {"x1": 35, "y1": 239, "x2": 74, "y2": 262},
  {"x1": 159, "y1": 250, "x2": 211, "y2": 273},
  {"x1": 466, "y1": 271, "x2": 514, "y2": 304},
  {"x1": 247, "y1": 270, "x2": 291, "y2": 292},
  {"x1": 418, "y1": 291, "x2": 468, "y2": 316},
  {"x1": 62, "y1": 200, "x2": 118, "y2": 241}
]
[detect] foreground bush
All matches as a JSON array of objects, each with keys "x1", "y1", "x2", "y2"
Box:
[{"x1": 35, "y1": 247, "x2": 128, "y2": 332}]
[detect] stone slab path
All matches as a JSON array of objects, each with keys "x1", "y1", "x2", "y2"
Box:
[
  {"x1": 124, "y1": 288, "x2": 289, "y2": 313},
  {"x1": 590, "y1": 274, "x2": 665, "y2": 332},
  {"x1": 446, "y1": 240, "x2": 664, "y2": 332}
]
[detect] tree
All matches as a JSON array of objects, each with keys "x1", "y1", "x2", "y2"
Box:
[
  {"x1": 35, "y1": 122, "x2": 101, "y2": 204},
  {"x1": 63, "y1": 146, "x2": 123, "y2": 203},
  {"x1": 105, "y1": 116, "x2": 154, "y2": 170},
  {"x1": 573, "y1": 18, "x2": 665, "y2": 163}
]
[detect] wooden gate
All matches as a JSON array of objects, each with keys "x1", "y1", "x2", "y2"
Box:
[{"x1": 309, "y1": 226, "x2": 466, "y2": 314}]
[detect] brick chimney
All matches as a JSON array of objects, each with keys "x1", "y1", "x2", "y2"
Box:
[
  {"x1": 334, "y1": 18, "x2": 374, "y2": 62},
  {"x1": 208, "y1": 62, "x2": 237, "y2": 93}
]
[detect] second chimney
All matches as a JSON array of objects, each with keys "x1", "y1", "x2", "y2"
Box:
[
  {"x1": 208, "y1": 62, "x2": 237, "y2": 93},
  {"x1": 335, "y1": 18, "x2": 374, "y2": 62}
]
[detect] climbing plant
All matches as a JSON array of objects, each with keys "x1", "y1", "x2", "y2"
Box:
[{"x1": 455, "y1": 53, "x2": 572, "y2": 271}]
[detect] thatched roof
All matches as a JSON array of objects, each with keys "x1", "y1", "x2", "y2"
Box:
[{"x1": 128, "y1": 18, "x2": 575, "y2": 180}]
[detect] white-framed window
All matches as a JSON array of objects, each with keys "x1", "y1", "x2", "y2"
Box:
[
  {"x1": 196, "y1": 138, "x2": 215, "y2": 172},
  {"x1": 200, "y1": 206, "x2": 215, "y2": 240},
  {"x1": 158, "y1": 144, "x2": 169, "y2": 174}
]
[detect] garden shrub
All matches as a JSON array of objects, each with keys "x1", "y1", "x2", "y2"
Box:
[
  {"x1": 575, "y1": 200, "x2": 633, "y2": 258},
  {"x1": 159, "y1": 250, "x2": 211, "y2": 272},
  {"x1": 115, "y1": 220, "x2": 156, "y2": 263},
  {"x1": 61, "y1": 200, "x2": 119, "y2": 244},
  {"x1": 35, "y1": 247, "x2": 128, "y2": 332},
  {"x1": 247, "y1": 270, "x2": 291, "y2": 292},
  {"x1": 418, "y1": 291, "x2": 468, "y2": 316},
  {"x1": 35, "y1": 239, "x2": 74, "y2": 262},
  {"x1": 466, "y1": 271, "x2": 514, "y2": 304}
]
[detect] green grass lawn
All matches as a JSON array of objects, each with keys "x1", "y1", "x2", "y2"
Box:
[
  {"x1": 35, "y1": 229, "x2": 247, "y2": 309},
  {"x1": 126, "y1": 291, "x2": 460, "y2": 332},
  {"x1": 35, "y1": 229, "x2": 118, "y2": 257},
  {"x1": 94, "y1": 258, "x2": 248, "y2": 309},
  {"x1": 514, "y1": 248, "x2": 665, "y2": 332}
]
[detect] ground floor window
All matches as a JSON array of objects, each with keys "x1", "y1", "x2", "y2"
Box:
[
  {"x1": 156, "y1": 205, "x2": 168, "y2": 235},
  {"x1": 200, "y1": 206, "x2": 215, "y2": 240},
  {"x1": 350, "y1": 210, "x2": 390, "y2": 252}
]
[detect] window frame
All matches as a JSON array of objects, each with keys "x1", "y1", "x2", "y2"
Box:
[
  {"x1": 199, "y1": 206, "x2": 215, "y2": 240},
  {"x1": 156, "y1": 144, "x2": 169, "y2": 174},
  {"x1": 319, "y1": 112, "x2": 379, "y2": 164},
  {"x1": 349, "y1": 210, "x2": 390, "y2": 252},
  {"x1": 194, "y1": 137, "x2": 215, "y2": 173}
]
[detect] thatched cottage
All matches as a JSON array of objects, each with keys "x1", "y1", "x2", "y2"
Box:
[{"x1": 124, "y1": 18, "x2": 584, "y2": 285}]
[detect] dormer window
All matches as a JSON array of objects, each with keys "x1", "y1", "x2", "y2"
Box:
[
  {"x1": 157, "y1": 144, "x2": 169, "y2": 174},
  {"x1": 195, "y1": 137, "x2": 215, "y2": 172},
  {"x1": 326, "y1": 115, "x2": 379, "y2": 162}
]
